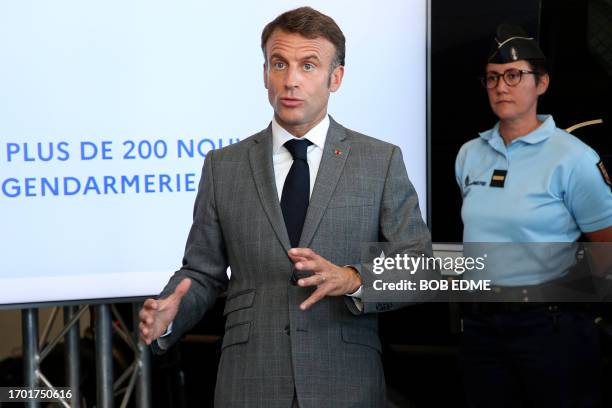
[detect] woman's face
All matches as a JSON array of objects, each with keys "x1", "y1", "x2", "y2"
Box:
[{"x1": 485, "y1": 60, "x2": 549, "y2": 123}]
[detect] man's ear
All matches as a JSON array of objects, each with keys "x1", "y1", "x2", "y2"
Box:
[
  {"x1": 536, "y1": 73, "x2": 549, "y2": 96},
  {"x1": 263, "y1": 63, "x2": 268, "y2": 89},
  {"x1": 329, "y1": 65, "x2": 344, "y2": 93}
]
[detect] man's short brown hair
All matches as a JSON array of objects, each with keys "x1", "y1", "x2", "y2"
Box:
[{"x1": 261, "y1": 7, "x2": 346, "y2": 68}]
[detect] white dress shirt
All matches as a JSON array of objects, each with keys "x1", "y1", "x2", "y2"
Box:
[{"x1": 271, "y1": 114, "x2": 328, "y2": 201}]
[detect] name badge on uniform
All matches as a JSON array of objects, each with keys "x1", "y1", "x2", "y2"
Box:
[
  {"x1": 490, "y1": 169, "x2": 507, "y2": 188},
  {"x1": 597, "y1": 160, "x2": 612, "y2": 192}
]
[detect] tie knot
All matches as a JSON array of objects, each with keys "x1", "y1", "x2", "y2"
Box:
[{"x1": 284, "y1": 139, "x2": 312, "y2": 161}]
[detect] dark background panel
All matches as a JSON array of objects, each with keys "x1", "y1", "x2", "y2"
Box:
[
  {"x1": 430, "y1": 0, "x2": 612, "y2": 242},
  {"x1": 384, "y1": 0, "x2": 612, "y2": 406}
]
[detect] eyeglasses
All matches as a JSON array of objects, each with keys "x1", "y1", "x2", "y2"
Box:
[{"x1": 481, "y1": 69, "x2": 540, "y2": 89}]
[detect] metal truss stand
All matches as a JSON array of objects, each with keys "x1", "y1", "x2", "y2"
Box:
[
  {"x1": 22, "y1": 308, "x2": 40, "y2": 408},
  {"x1": 133, "y1": 303, "x2": 152, "y2": 408},
  {"x1": 108, "y1": 303, "x2": 152, "y2": 408},
  {"x1": 64, "y1": 306, "x2": 81, "y2": 406},
  {"x1": 22, "y1": 302, "x2": 152, "y2": 408},
  {"x1": 95, "y1": 305, "x2": 113, "y2": 408},
  {"x1": 21, "y1": 305, "x2": 88, "y2": 408}
]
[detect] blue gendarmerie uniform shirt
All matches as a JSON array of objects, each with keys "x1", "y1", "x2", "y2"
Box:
[{"x1": 455, "y1": 115, "x2": 612, "y2": 286}]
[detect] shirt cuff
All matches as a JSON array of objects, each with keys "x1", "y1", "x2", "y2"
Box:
[
  {"x1": 346, "y1": 285, "x2": 363, "y2": 298},
  {"x1": 155, "y1": 321, "x2": 174, "y2": 350},
  {"x1": 161, "y1": 321, "x2": 173, "y2": 337},
  {"x1": 346, "y1": 285, "x2": 363, "y2": 312},
  {"x1": 351, "y1": 296, "x2": 364, "y2": 312}
]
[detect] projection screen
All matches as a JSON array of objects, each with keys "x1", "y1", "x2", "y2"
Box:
[{"x1": 0, "y1": 0, "x2": 428, "y2": 307}]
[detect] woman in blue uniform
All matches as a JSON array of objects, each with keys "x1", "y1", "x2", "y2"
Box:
[{"x1": 455, "y1": 24, "x2": 612, "y2": 408}]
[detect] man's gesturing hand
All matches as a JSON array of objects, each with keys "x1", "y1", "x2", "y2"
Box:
[
  {"x1": 139, "y1": 278, "x2": 192, "y2": 345},
  {"x1": 288, "y1": 248, "x2": 362, "y2": 311}
]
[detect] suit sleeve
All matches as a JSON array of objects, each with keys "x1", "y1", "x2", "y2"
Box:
[
  {"x1": 345, "y1": 146, "x2": 434, "y2": 315},
  {"x1": 152, "y1": 150, "x2": 230, "y2": 354}
]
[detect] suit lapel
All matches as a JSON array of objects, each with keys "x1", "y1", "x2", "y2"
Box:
[
  {"x1": 248, "y1": 126, "x2": 291, "y2": 252},
  {"x1": 299, "y1": 117, "x2": 350, "y2": 248}
]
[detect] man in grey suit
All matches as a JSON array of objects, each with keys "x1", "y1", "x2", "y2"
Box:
[{"x1": 139, "y1": 7, "x2": 432, "y2": 407}]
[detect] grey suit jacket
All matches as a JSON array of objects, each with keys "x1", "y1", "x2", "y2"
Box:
[{"x1": 154, "y1": 117, "x2": 432, "y2": 407}]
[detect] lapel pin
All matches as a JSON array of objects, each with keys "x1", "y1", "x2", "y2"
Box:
[{"x1": 334, "y1": 149, "x2": 342, "y2": 156}]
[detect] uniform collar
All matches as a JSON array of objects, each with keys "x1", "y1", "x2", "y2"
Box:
[
  {"x1": 271, "y1": 115, "x2": 329, "y2": 154},
  {"x1": 479, "y1": 115, "x2": 555, "y2": 148}
]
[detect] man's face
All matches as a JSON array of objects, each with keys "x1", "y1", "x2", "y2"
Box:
[
  {"x1": 486, "y1": 60, "x2": 549, "y2": 123},
  {"x1": 263, "y1": 29, "x2": 344, "y2": 137}
]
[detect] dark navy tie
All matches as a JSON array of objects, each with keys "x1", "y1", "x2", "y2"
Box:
[{"x1": 281, "y1": 139, "x2": 313, "y2": 248}]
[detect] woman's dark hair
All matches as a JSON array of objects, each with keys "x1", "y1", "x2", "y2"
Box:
[{"x1": 524, "y1": 58, "x2": 549, "y2": 84}]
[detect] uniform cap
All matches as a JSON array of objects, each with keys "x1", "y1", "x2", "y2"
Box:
[{"x1": 488, "y1": 24, "x2": 545, "y2": 63}]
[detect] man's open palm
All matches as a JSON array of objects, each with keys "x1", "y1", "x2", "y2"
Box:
[{"x1": 139, "y1": 278, "x2": 191, "y2": 345}]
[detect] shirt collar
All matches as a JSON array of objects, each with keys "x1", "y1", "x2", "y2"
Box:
[
  {"x1": 272, "y1": 114, "x2": 329, "y2": 154},
  {"x1": 479, "y1": 115, "x2": 555, "y2": 146}
]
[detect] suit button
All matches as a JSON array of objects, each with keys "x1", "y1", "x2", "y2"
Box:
[{"x1": 284, "y1": 325, "x2": 290, "y2": 336}]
